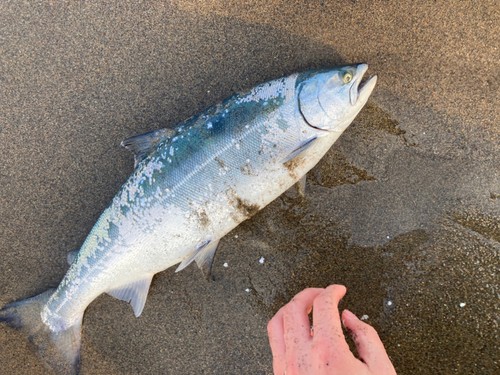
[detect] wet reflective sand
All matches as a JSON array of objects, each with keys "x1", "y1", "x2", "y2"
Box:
[{"x1": 0, "y1": 1, "x2": 499, "y2": 374}]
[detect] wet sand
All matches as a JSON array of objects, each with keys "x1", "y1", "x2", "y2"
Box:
[{"x1": 0, "y1": 1, "x2": 499, "y2": 374}]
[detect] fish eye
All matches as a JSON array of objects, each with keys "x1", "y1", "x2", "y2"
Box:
[{"x1": 342, "y1": 71, "x2": 353, "y2": 84}]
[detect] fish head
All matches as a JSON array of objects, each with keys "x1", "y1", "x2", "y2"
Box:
[{"x1": 297, "y1": 64, "x2": 377, "y2": 131}]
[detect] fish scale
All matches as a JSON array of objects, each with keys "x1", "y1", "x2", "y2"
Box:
[
  {"x1": 44, "y1": 74, "x2": 305, "y2": 327},
  {"x1": 0, "y1": 64, "x2": 377, "y2": 374}
]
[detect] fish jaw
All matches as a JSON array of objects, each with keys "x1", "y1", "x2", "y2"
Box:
[
  {"x1": 297, "y1": 64, "x2": 377, "y2": 132},
  {"x1": 353, "y1": 65, "x2": 377, "y2": 108}
]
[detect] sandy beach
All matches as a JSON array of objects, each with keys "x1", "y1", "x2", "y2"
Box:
[{"x1": 0, "y1": 1, "x2": 499, "y2": 374}]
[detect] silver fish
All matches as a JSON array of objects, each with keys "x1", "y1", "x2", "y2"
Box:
[{"x1": 0, "y1": 64, "x2": 376, "y2": 374}]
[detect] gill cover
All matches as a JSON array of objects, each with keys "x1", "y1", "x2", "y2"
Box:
[{"x1": 298, "y1": 64, "x2": 375, "y2": 131}]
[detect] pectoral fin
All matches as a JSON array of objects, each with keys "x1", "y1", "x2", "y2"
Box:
[
  {"x1": 121, "y1": 128, "x2": 176, "y2": 168},
  {"x1": 283, "y1": 136, "x2": 318, "y2": 164},
  {"x1": 107, "y1": 276, "x2": 153, "y2": 317},
  {"x1": 296, "y1": 175, "x2": 307, "y2": 197}
]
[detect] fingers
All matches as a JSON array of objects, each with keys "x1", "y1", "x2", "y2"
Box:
[
  {"x1": 267, "y1": 308, "x2": 287, "y2": 374},
  {"x1": 342, "y1": 309, "x2": 397, "y2": 374},
  {"x1": 268, "y1": 288, "x2": 324, "y2": 374},
  {"x1": 311, "y1": 285, "x2": 351, "y2": 352},
  {"x1": 268, "y1": 285, "x2": 397, "y2": 375},
  {"x1": 283, "y1": 288, "x2": 324, "y2": 343}
]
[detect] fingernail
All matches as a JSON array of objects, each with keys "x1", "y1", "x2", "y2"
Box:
[{"x1": 343, "y1": 309, "x2": 358, "y2": 321}]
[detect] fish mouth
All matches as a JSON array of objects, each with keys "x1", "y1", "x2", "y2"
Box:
[{"x1": 350, "y1": 64, "x2": 377, "y2": 106}]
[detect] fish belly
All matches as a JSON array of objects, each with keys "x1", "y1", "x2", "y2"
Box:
[{"x1": 44, "y1": 71, "x2": 336, "y2": 319}]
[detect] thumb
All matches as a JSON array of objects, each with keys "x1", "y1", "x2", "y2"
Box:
[{"x1": 342, "y1": 310, "x2": 397, "y2": 374}]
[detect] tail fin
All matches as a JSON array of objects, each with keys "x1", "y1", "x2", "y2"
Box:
[{"x1": 0, "y1": 289, "x2": 82, "y2": 374}]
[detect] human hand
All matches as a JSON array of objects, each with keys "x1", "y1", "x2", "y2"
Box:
[{"x1": 267, "y1": 285, "x2": 397, "y2": 375}]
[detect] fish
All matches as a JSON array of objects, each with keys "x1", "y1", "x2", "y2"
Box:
[{"x1": 0, "y1": 64, "x2": 376, "y2": 374}]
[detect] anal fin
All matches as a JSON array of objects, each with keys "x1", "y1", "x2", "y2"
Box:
[{"x1": 107, "y1": 276, "x2": 153, "y2": 317}]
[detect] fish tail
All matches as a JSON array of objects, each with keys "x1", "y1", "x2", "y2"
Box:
[{"x1": 0, "y1": 289, "x2": 82, "y2": 374}]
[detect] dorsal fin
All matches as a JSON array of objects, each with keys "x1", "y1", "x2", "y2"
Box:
[{"x1": 121, "y1": 128, "x2": 176, "y2": 168}]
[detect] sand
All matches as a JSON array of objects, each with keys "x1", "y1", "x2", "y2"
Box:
[{"x1": 0, "y1": 1, "x2": 499, "y2": 374}]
